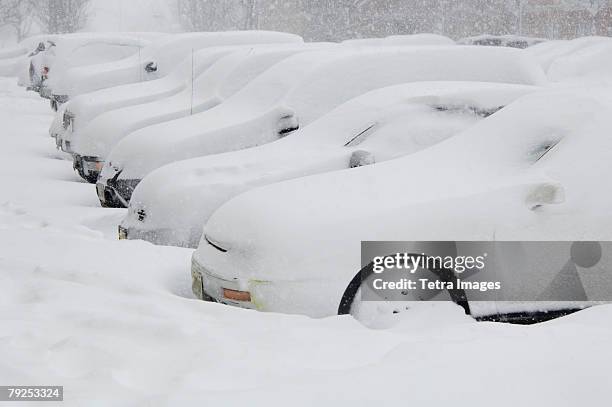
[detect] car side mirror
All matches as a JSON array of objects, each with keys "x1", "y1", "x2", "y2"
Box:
[
  {"x1": 349, "y1": 150, "x2": 375, "y2": 168},
  {"x1": 145, "y1": 62, "x2": 157, "y2": 73},
  {"x1": 526, "y1": 182, "x2": 565, "y2": 210},
  {"x1": 277, "y1": 114, "x2": 298, "y2": 137}
]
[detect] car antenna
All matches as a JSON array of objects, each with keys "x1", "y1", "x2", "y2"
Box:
[{"x1": 190, "y1": 47, "x2": 194, "y2": 115}]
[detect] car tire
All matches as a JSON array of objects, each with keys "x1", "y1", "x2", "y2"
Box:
[{"x1": 338, "y1": 253, "x2": 471, "y2": 325}]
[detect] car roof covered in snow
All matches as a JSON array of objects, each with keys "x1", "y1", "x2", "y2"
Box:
[
  {"x1": 192, "y1": 42, "x2": 332, "y2": 105},
  {"x1": 283, "y1": 45, "x2": 546, "y2": 123},
  {"x1": 106, "y1": 45, "x2": 546, "y2": 179},
  {"x1": 136, "y1": 31, "x2": 304, "y2": 76}
]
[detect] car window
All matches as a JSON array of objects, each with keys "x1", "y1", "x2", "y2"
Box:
[{"x1": 431, "y1": 104, "x2": 503, "y2": 118}]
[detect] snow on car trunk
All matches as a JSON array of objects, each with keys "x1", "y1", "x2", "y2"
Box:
[
  {"x1": 50, "y1": 31, "x2": 303, "y2": 99},
  {"x1": 68, "y1": 43, "x2": 330, "y2": 159},
  {"x1": 124, "y1": 81, "x2": 538, "y2": 248},
  {"x1": 99, "y1": 45, "x2": 546, "y2": 202},
  {"x1": 196, "y1": 87, "x2": 612, "y2": 317}
]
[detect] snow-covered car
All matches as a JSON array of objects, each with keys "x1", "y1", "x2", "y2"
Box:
[
  {"x1": 47, "y1": 31, "x2": 303, "y2": 108},
  {"x1": 69, "y1": 43, "x2": 329, "y2": 183},
  {"x1": 50, "y1": 45, "x2": 241, "y2": 152},
  {"x1": 122, "y1": 81, "x2": 537, "y2": 247},
  {"x1": 458, "y1": 34, "x2": 546, "y2": 49},
  {"x1": 25, "y1": 40, "x2": 57, "y2": 91},
  {"x1": 37, "y1": 33, "x2": 162, "y2": 109},
  {"x1": 191, "y1": 87, "x2": 612, "y2": 321},
  {"x1": 0, "y1": 42, "x2": 40, "y2": 78},
  {"x1": 525, "y1": 36, "x2": 612, "y2": 83},
  {"x1": 98, "y1": 46, "x2": 546, "y2": 205},
  {"x1": 0, "y1": 34, "x2": 62, "y2": 78}
]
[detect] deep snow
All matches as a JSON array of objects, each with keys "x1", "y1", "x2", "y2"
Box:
[{"x1": 1, "y1": 77, "x2": 611, "y2": 406}]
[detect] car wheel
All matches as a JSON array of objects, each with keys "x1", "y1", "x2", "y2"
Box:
[
  {"x1": 339, "y1": 270, "x2": 416, "y2": 328},
  {"x1": 338, "y1": 254, "x2": 471, "y2": 328}
]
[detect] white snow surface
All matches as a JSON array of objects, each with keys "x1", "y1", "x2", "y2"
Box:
[
  {"x1": 0, "y1": 73, "x2": 611, "y2": 406},
  {"x1": 101, "y1": 45, "x2": 546, "y2": 182},
  {"x1": 125, "y1": 81, "x2": 537, "y2": 247}
]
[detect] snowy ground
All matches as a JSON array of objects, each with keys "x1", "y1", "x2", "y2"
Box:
[{"x1": 0, "y1": 76, "x2": 611, "y2": 406}]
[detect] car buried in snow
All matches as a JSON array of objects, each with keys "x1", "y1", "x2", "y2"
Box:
[
  {"x1": 46, "y1": 31, "x2": 302, "y2": 111},
  {"x1": 67, "y1": 43, "x2": 328, "y2": 184},
  {"x1": 50, "y1": 33, "x2": 306, "y2": 155},
  {"x1": 121, "y1": 81, "x2": 537, "y2": 248},
  {"x1": 49, "y1": 45, "x2": 240, "y2": 154},
  {"x1": 0, "y1": 35, "x2": 62, "y2": 81},
  {"x1": 97, "y1": 45, "x2": 546, "y2": 206},
  {"x1": 190, "y1": 88, "x2": 612, "y2": 324},
  {"x1": 34, "y1": 33, "x2": 162, "y2": 110}
]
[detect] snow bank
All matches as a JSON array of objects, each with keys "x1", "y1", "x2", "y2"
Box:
[
  {"x1": 102, "y1": 45, "x2": 546, "y2": 184},
  {"x1": 125, "y1": 81, "x2": 536, "y2": 247}
]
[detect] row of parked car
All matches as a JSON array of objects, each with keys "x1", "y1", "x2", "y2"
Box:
[{"x1": 4, "y1": 31, "x2": 612, "y2": 324}]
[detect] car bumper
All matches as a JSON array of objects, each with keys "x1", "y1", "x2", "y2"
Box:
[
  {"x1": 190, "y1": 256, "x2": 341, "y2": 317},
  {"x1": 191, "y1": 257, "x2": 258, "y2": 310}
]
